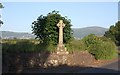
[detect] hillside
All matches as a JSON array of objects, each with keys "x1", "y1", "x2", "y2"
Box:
[
  {"x1": 1, "y1": 31, "x2": 35, "y2": 39},
  {"x1": 1, "y1": 26, "x2": 108, "y2": 39},
  {"x1": 72, "y1": 26, "x2": 108, "y2": 39}
]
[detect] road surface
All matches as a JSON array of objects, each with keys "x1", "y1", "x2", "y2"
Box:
[{"x1": 78, "y1": 58, "x2": 119, "y2": 73}]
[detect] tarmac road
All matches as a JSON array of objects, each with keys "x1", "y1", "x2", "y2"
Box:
[
  {"x1": 102, "y1": 59, "x2": 119, "y2": 71},
  {"x1": 78, "y1": 56, "x2": 120, "y2": 73},
  {"x1": 0, "y1": 55, "x2": 1, "y2": 74}
]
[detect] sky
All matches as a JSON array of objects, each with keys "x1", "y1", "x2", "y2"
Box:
[
  {"x1": 0, "y1": 2, "x2": 118, "y2": 33},
  {"x1": 1, "y1": 0, "x2": 119, "y2": 2}
]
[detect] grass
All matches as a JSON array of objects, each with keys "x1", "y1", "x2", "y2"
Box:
[{"x1": 65, "y1": 39, "x2": 86, "y2": 53}]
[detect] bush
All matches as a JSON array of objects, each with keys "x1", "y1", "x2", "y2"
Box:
[
  {"x1": 65, "y1": 39, "x2": 86, "y2": 53},
  {"x1": 82, "y1": 34, "x2": 118, "y2": 60},
  {"x1": 89, "y1": 41, "x2": 117, "y2": 60}
]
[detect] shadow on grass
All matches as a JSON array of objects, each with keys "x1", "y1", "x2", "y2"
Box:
[
  {"x1": 2, "y1": 40, "x2": 52, "y2": 73},
  {"x1": 2, "y1": 51, "x2": 50, "y2": 73}
]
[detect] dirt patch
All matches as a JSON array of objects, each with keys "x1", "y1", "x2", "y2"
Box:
[{"x1": 67, "y1": 51, "x2": 95, "y2": 66}]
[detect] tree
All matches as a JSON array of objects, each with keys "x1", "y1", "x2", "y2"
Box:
[
  {"x1": 104, "y1": 25, "x2": 116, "y2": 42},
  {"x1": 0, "y1": 3, "x2": 4, "y2": 25},
  {"x1": 0, "y1": 3, "x2": 4, "y2": 8},
  {"x1": 104, "y1": 21, "x2": 120, "y2": 45},
  {"x1": 32, "y1": 10, "x2": 73, "y2": 45},
  {"x1": 115, "y1": 21, "x2": 120, "y2": 45}
]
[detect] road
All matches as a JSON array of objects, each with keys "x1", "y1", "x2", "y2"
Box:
[
  {"x1": 0, "y1": 55, "x2": 2, "y2": 74},
  {"x1": 77, "y1": 57, "x2": 119, "y2": 73},
  {"x1": 102, "y1": 59, "x2": 119, "y2": 71}
]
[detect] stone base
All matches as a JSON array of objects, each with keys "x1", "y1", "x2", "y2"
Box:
[
  {"x1": 42, "y1": 44, "x2": 69, "y2": 68},
  {"x1": 43, "y1": 52, "x2": 69, "y2": 68},
  {"x1": 56, "y1": 44, "x2": 69, "y2": 54}
]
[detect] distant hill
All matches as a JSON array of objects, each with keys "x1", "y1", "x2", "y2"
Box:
[
  {"x1": 0, "y1": 26, "x2": 108, "y2": 39},
  {"x1": 1, "y1": 31, "x2": 35, "y2": 39},
  {"x1": 72, "y1": 26, "x2": 108, "y2": 39}
]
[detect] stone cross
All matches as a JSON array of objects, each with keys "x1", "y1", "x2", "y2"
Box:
[{"x1": 57, "y1": 20, "x2": 65, "y2": 47}]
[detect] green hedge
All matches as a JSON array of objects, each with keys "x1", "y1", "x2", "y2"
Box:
[{"x1": 82, "y1": 34, "x2": 118, "y2": 60}]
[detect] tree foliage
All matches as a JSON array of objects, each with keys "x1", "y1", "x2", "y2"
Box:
[
  {"x1": 32, "y1": 10, "x2": 72, "y2": 45},
  {"x1": 0, "y1": 3, "x2": 4, "y2": 25},
  {"x1": 104, "y1": 21, "x2": 120, "y2": 45},
  {"x1": 0, "y1": 3, "x2": 4, "y2": 8}
]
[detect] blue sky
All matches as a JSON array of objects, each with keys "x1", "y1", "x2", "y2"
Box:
[{"x1": 1, "y1": 2, "x2": 118, "y2": 33}]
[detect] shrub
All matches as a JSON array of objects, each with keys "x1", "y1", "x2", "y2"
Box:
[
  {"x1": 82, "y1": 34, "x2": 118, "y2": 60},
  {"x1": 65, "y1": 39, "x2": 86, "y2": 53}
]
